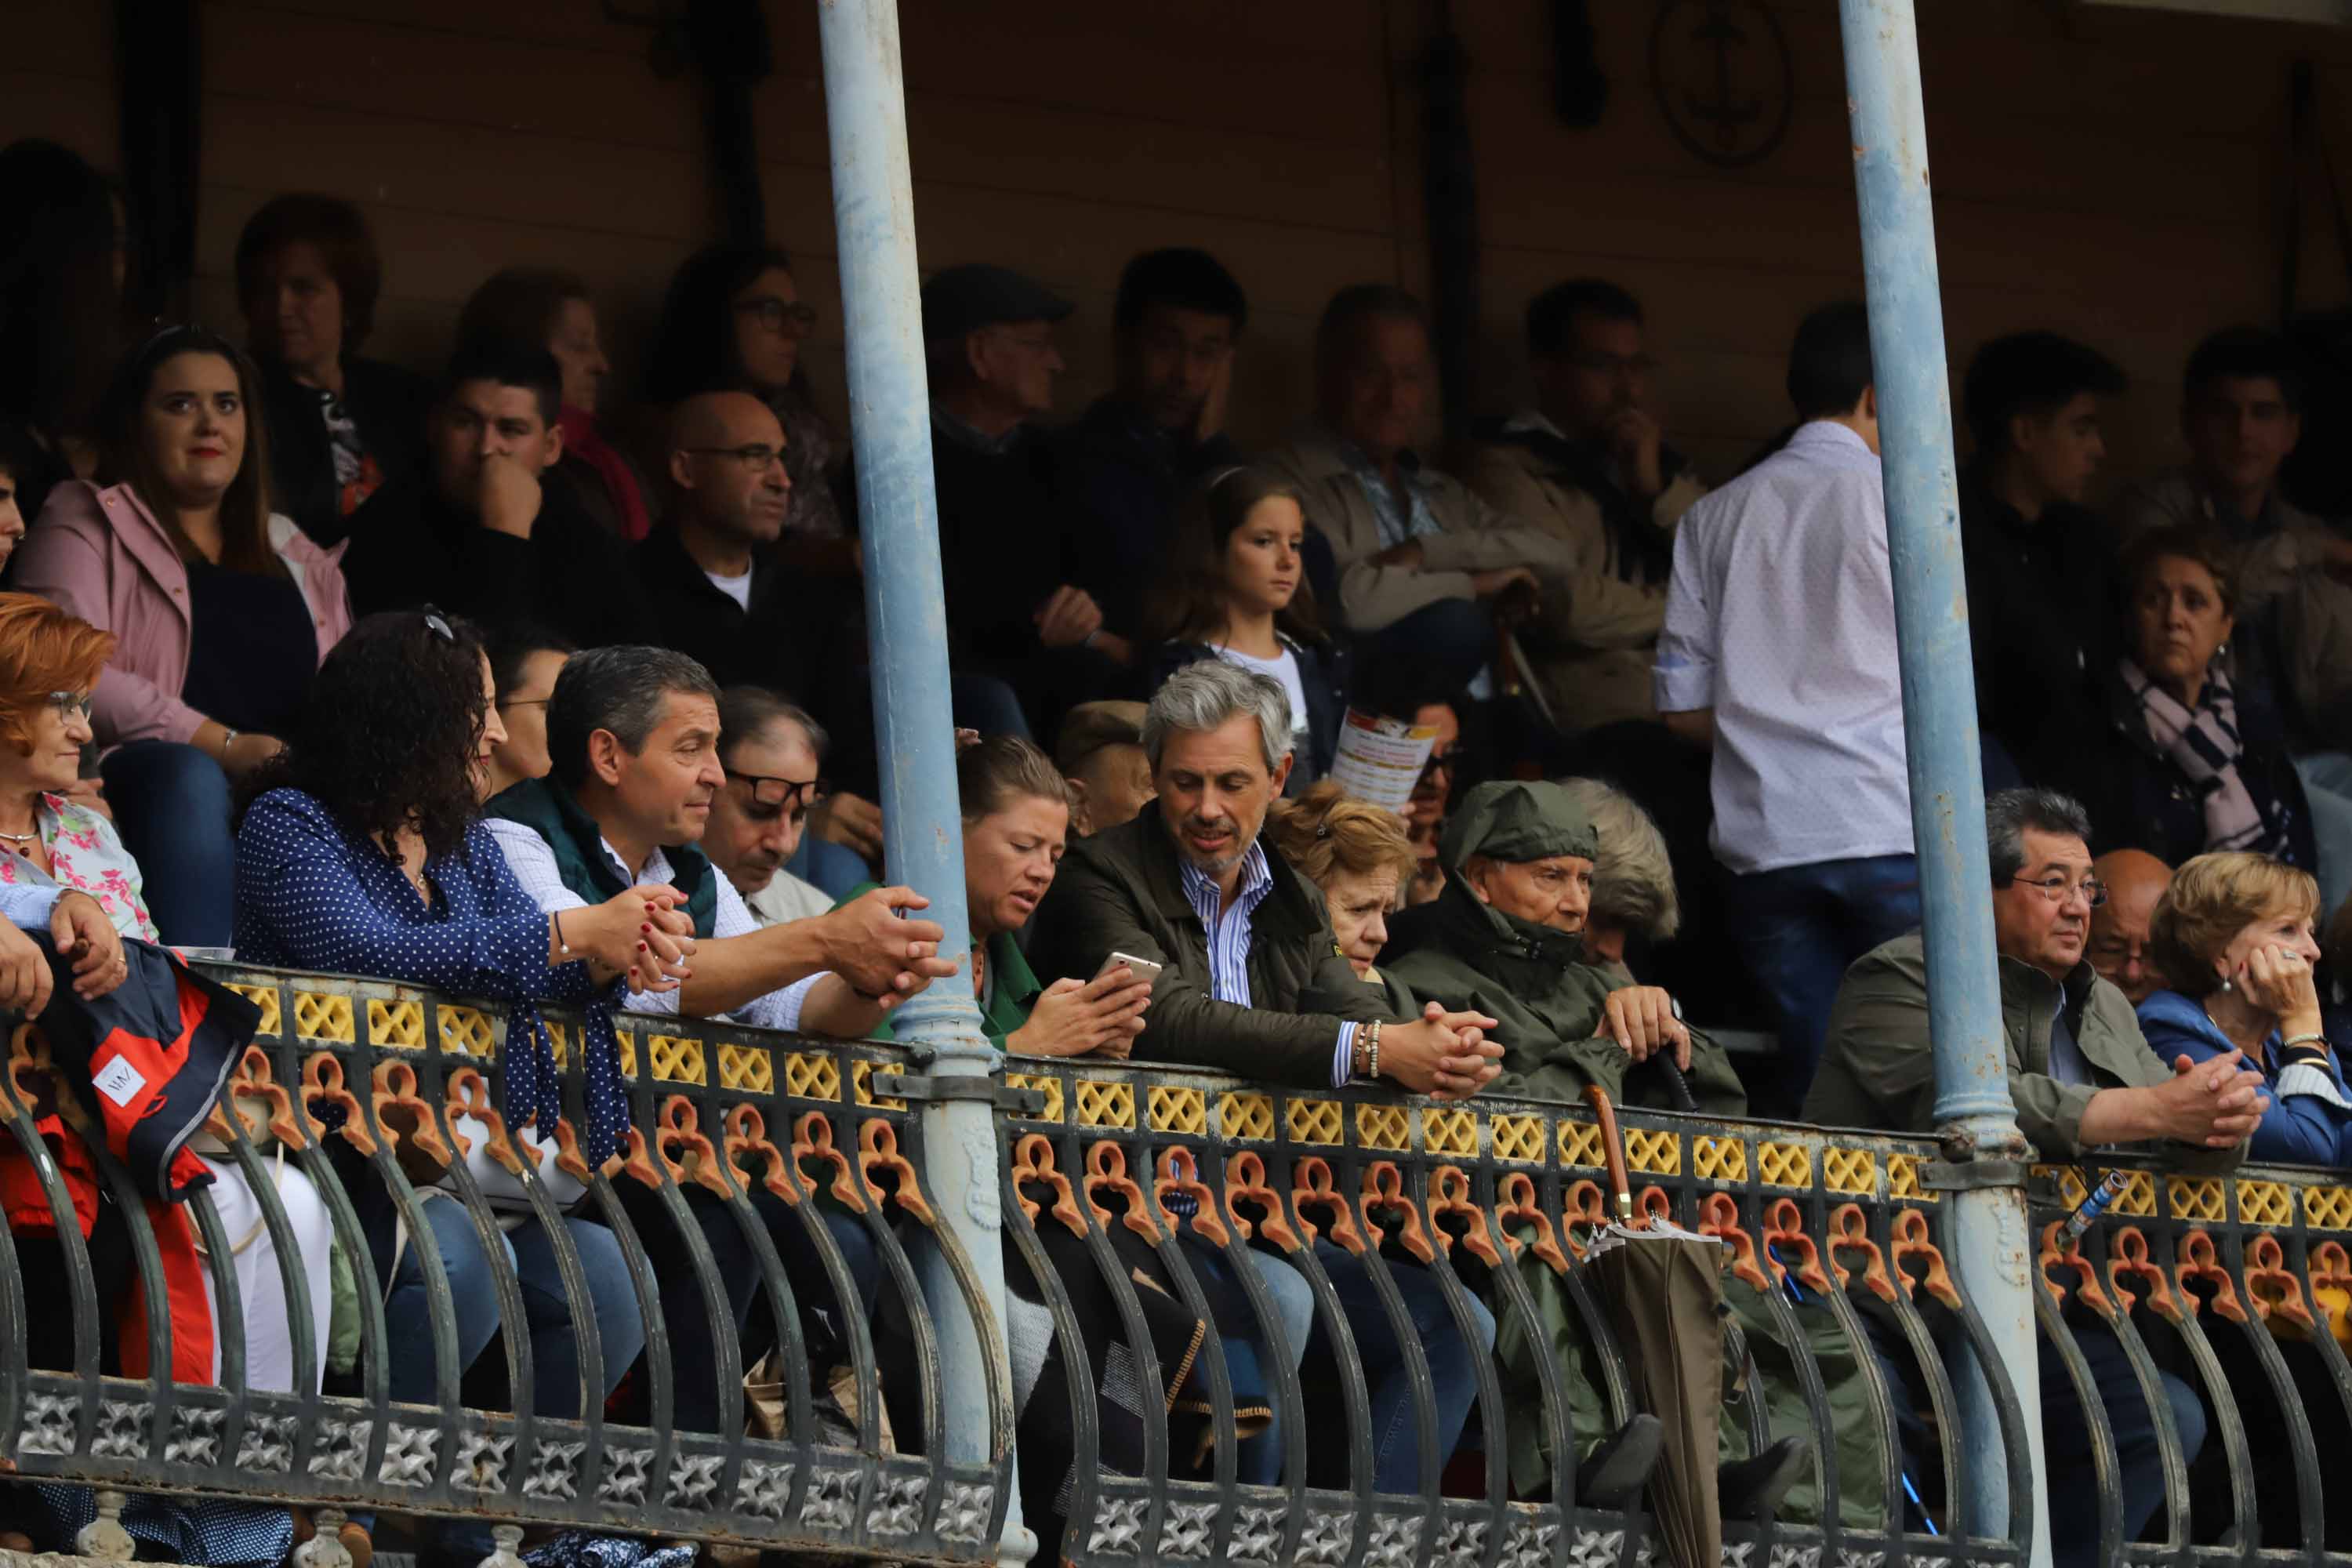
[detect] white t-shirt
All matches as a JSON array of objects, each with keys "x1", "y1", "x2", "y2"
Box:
[
  {"x1": 706, "y1": 568, "x2": 753, "y2": 612},
  {"x1": 1213, "y1": 643, "x2": 1312, "y2": 753}
]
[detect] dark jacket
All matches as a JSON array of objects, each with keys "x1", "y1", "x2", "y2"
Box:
[
  {"x1": 1805, "y1": 929, "x2": 2241, "y2": 1171},
  {"x1": 2067, "y1": 660, "x2": 2318, "y2": 873},
  {"x1": 1957, "y1": 468, "x2": 2112, "y2": 786},
  {"x1": 632, "y1": 521, "x2": 822, "y2": 697},
  {"x1": 1025, "y1": 810, "x2": 1395, "y2": 1084},
  {"x1": 932, "y1": 424, "x2": 1080, "y2": 662},
  {"x1": 256, "y1": 354, "x2": 433, "y2": 549},
  {"x1": 1149, "y1": 634, "x2": 1352, "y2": 789},
  {"x1": 337, "y1": 474, "x2": 641, "y2": 646},
  {"x1": 1058, "y1": 396, "x2": 1240, "y2": 634}
]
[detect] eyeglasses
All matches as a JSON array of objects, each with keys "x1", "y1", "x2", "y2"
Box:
[
  {"x1": 2009, "y1": 873, "x2": 2109, "y2": 908},
  {"x1": 683, "y1": 444, "x2": 788, "y2": 472},
  {"x1": 499, "y1": 698, "x2": 550, "y2": 710},
  {"x1": 734, "y1": 297, "x2": 818, "y2": 336},
  {"x1": 727, "y1": 768, "x2": 826, "y2": 815},
  {"x1": 1417, "y1": 746, "x2": 1466, "y2": 785},
  {"x1": 45, "y1": 691, "x2": 91, "y2": 721}
]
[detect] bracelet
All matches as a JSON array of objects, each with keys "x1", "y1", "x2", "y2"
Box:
[
  {"x1": 2283, "y1": 1033, "x2": 2329, "y2": 1051},
  {"x1": 552, "y1": 909, "x2": 572, "y2": 956},
  {"x1": 220, "y1": 727, "x2": 239, "y2": 759},
  {"x1": 1366, "y1": 1018, "x2": 1382, "y2": 1082}
]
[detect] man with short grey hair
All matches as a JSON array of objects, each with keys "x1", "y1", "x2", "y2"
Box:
[
  {"x1": 1033, "y1": 659, "x2": 1500, "y2": 1091},
  {"x1": 1806, "y1": 786, "x2": 2260, "y2": 1568}
]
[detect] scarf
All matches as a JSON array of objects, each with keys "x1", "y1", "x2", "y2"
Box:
[
  {"x1": 557, "y1": 406, "x2": 650, "y2": 543},
  {"x1": 2121, "y1": 657, "x2": 2285, "y2": 856}
]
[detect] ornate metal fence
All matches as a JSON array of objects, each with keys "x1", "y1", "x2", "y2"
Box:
[{"x1": 6, "y1": 964, "x2": 2352, "y2": 1567}]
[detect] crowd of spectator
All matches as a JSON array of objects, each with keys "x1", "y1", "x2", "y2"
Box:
[{"x1": 3, "y1": 129, "x2": 2352, "y2": 1568}]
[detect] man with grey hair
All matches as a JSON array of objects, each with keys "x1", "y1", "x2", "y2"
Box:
[
  {"x1": 1806, "y1": 786, "x2": 2261, "y2": 1568},
  {"x1": 482, "y1": 644, "x2": 962, "y2": 1437},
  {"x1": 1033, "y1": 658, "x2": 1501, "y2": 1091}
]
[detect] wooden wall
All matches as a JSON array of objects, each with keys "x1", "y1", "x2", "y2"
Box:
[{"x1": 12, "y1": 0, "x2": 2352, "y2": 495}]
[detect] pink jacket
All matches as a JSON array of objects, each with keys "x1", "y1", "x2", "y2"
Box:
[{"x1": 16, "y1": 481, "x2": 352, "y2": 746}]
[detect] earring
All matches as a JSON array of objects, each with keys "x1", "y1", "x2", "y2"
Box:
[{"x1": 2219, "y1": 976, "x2": 2234, "y2": 993}]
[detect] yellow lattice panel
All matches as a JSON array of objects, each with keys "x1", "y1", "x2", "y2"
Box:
[
  {"x1": 853, "y1": 1060, "x2": 906, "y2": 1110},
  {"x1": 2110, "y1": 1170, "x2": 2156, "y2": 1218},
  {"x1": 437, "y1": 1006, "x2": 496, "y2": 1058},
  {"x1": 1073, "y1": 1079, "x2": 1134, "y2": 1129},
  {"x1": 1006, "y1": 1073, "x2": 1063, "y2": 1122},
  {"x1": 1149, "y1": 1085, "x2": 1206, "y2": 1134},
  {"x1": 1421, "y1": 1107, "x2": 1478, "y2": 1158},
  {"x1": 1355, "y1": 1103, "x2": 1409, "y2": 1151},
  {"x1": 1217, "y1": 1091, "x2": 1273, "y2": 1140},
  {"x1": 2167, "y1": 1175, "x2": 2226, "y2": 1222},
  {"x1": 2237, "y1": 1178, "x2": 2293, "y2": 1229},
  {"x1": 2307, "y1": 1185, "x2": 2352, "y2": 1231},
  {"x1": 614, "y1": 1027, "x2": 638, "y2": 1079},
  {"x1": 1886, "y1": 1152, "x2": 1938, "y2": 1203},
  {"x1": 544, "y1": 1021, "x2": 569, "y2": 1069},
  {"x1": 648, "y1": 1034, "x2": 708, "y2": 1085},
  {"x1": 1559, "y1": 1120, "x2": 1604, "y2": 1169},
  {"x1": 717, "y1": 1044, "x2": 772, "y2": 1094},
  {"x1": 227, "y1": 984, "x2": 281, "y2": 1039},
  {"x1": 1758, "y1": 1142, "x2": 1812, "y2": 1189},
  {"x1": 368, "y1": 1000, "x2": 425, "y2": 1050},
  {"x1": 1625, "y1": 1128, "x2": 1681, "y2": 1177},
  {"x1": 1490, "y1": 1114, "x2": 1543, "y2": 1163},
  {"x1": 1289, "y1": 1098, "x2": 1341, "y2": 1146},
  {"x1": 2034, "y1": 1164, "x2": 2088, "y2": 1210},
  {"x1": 782, "y1": 1051, "x2": 840, "y2": 1102},
  {"x1": 1694, "y1": 1135, "x2": 1748, "y2": 1184},
  {"x1": 292, "y1": 991, "x2": 355, "y2": 1044},
  {"x1": 1824, "y1": 1148, "x2": 1878, "y2": 1196}
]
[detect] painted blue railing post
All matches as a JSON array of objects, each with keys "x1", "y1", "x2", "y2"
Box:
[
  {"x1": 815, "y1": 2, "x2": 1031, "y2": 1561},
  {"x1": 1836, "y1": 2, "x2": 2049, "y2": 1562}
]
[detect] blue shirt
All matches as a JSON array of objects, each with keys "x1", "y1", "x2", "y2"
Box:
[
  {"x1": 1174, "y1": 839, "x2": 1358, "y2": 1088},
  {"x1": 2136, "y1": 987, "x2": 2352, "y2": 1167},
  {"x1": 1337, "y1": 441, "x2": 1447, "y2": 552},
  {"x1": 234, "y1": 786, "x2": 628, "y2": 1163}
]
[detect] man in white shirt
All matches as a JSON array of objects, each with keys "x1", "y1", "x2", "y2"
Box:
[
  {"x1": 1652, "y1": 300, "x2": 1920, "y2": 1116},
  {"x1": 703, "y1": 686, "x2": 834, "y2": 927},
  {"x1": 482, "y1": 643, "x2": 960, "y2": 1435}
]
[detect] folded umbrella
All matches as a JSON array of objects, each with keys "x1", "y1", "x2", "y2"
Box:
[{"x1": 1580, "y1": 1083, "x2": 1724, "y2": 1568}]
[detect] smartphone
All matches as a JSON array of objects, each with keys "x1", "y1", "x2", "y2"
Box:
[{"x1": 1098, "y1": 951, "x2": 1165, "y2": 986}]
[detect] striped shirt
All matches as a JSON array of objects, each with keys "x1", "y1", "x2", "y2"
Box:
[{"x1": 1174, "y1": 838, "x2": 1358, "y2": 1089}]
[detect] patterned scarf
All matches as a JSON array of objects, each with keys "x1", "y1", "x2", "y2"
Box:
[{"x1": 2120, "y1": 657, "x2": 2285, "y2": 856}]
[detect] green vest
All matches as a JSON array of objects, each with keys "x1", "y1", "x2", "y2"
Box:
[
  {"x1": 838, "y1": 881, "x2": 1041, "y2": 1049},
  {"x1": 485, "y1": 776, "x2": 723, "y2": 938}
]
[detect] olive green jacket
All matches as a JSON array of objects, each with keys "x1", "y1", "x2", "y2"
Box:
[
  {"x1": 1382, "y1": 882, "x2": 1748, "y2": 1116},
  {"x1": 1803, "y1": 930, "x2": 2241, "y2": 1171}
]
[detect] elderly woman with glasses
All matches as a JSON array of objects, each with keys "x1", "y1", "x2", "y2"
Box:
[{"x1": 2136, "y1": 851, "x2": 2344, "y2": 1165}]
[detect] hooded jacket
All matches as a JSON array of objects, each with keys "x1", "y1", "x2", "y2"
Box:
[{"x1": 1381, "y1": 780, "x2": 1747, "y2": 1114}]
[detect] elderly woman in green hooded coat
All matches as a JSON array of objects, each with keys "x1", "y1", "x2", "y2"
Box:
[{"x1": 1383, "y1": 780, "x2": 1881, "y2": 1529}]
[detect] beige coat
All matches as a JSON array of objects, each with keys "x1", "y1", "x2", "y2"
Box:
[{"x1": 1462, "y1": 426, "x2": 1707, "y2": 730}]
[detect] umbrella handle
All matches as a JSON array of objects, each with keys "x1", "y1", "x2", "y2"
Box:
[{"x1": 1581, "y1": 1083, "x2": 1637, "y2": 1226}]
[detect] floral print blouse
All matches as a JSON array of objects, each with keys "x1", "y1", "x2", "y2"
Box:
[{"x1": 0, "y1": 794, "x2": 158, "y2": 942}]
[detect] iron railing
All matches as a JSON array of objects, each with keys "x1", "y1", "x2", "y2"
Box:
[{"x1": 5, "y1": 964, "x2": 2352, "y2": 1566}]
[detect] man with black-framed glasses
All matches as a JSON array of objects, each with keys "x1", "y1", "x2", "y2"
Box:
[{"x1": 702, "y1": 687, "x2": 834, "y2": 928}]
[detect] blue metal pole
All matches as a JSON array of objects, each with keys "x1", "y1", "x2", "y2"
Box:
[
  {"x1": 815, "y1": 4, "x2": 1031, "y2": 1562},
  {"x1": 1835, "y1": 3, "x2": 2048, "y2": 1563}
]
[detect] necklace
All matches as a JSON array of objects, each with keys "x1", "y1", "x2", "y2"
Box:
[{"x1": 0, "y1": 829, "x2": 35, "y2": 844}]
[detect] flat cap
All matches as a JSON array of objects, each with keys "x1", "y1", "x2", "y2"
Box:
[{"x1": 921, "y1": 263, "x2": 1073, "y2": 342}]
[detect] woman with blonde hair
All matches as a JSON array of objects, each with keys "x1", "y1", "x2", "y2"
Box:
[
  {"x1": 1266, "y1": 779, "x2": 1418, "y2": 1008},
  {"x1": 2136, "y1": 850, "x2": 2343, "y2": 1164}
]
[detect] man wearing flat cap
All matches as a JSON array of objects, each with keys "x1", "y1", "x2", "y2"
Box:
[
  {"x1": 923, "y1": 262, "x2": 1124, "y2": 740},
  {"x1": 1381, "y1": 778, "x2": 1747, "y2": 1112}
]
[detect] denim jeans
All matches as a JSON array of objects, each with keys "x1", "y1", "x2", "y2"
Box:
[
  {"x1": 1180, "y1": 1247, "x2": 1317, "y2": 1487},
  {"x1": 101, "y1": 740, "x2": 234, "y2": 946},
  {"x1": 1313, "y1": 1240, "x2": 1497, "y2": 1495},
  {"x1": 1722, "y1": 853, "x2": 1922, "y2": 1117},
  {"x1": 383, "y1": 1199, "x2": 645, "y2": 1419},
  {"x1": 619, "y1": 1183, "x2": 881, "y2": 1433},
  {"x1": 787, "y1": 832, "x2": 872, "y2": 902}
]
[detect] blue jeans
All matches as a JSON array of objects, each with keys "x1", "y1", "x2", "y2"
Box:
[
  {"x1": 1314, "y1": 1240, "x2": 1497, "y2": 1494},
  {"x1": 787, "y1": 832, "x2": 871, "y2": 902},
  {"x1": 1723, "y1": 853, "x2": 1922, "y2": 1117},
  {"x1": 2042, "y1": 1327, "x2": 2204, "y2": 1568},
  {"x1": 384, "y1": 1200, "x2": 645, "y2": 1419},
  {"x1": 1181, "y1": 1247, "x2": 1317, "y2": 1486},
  {"x1": 101, "y1": 739, "x2": 234, "y2": 946}
]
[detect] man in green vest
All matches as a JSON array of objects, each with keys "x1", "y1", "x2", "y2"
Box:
[{"x1": 481, "y1": 643, "x2": 963, "y2": 1436}]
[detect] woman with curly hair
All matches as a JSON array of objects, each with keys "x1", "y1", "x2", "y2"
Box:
[{"x1": 231, "y1": 610, "x2": 691, "y2": 1436}]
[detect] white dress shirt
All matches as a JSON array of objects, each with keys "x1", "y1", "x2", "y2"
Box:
[
  {"x1": 1652, "y1": 420, "x2": 1915, "y2": 876},
  {"x1": 483, "y1": 817, "x2": 822, "y2": 1032}
]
